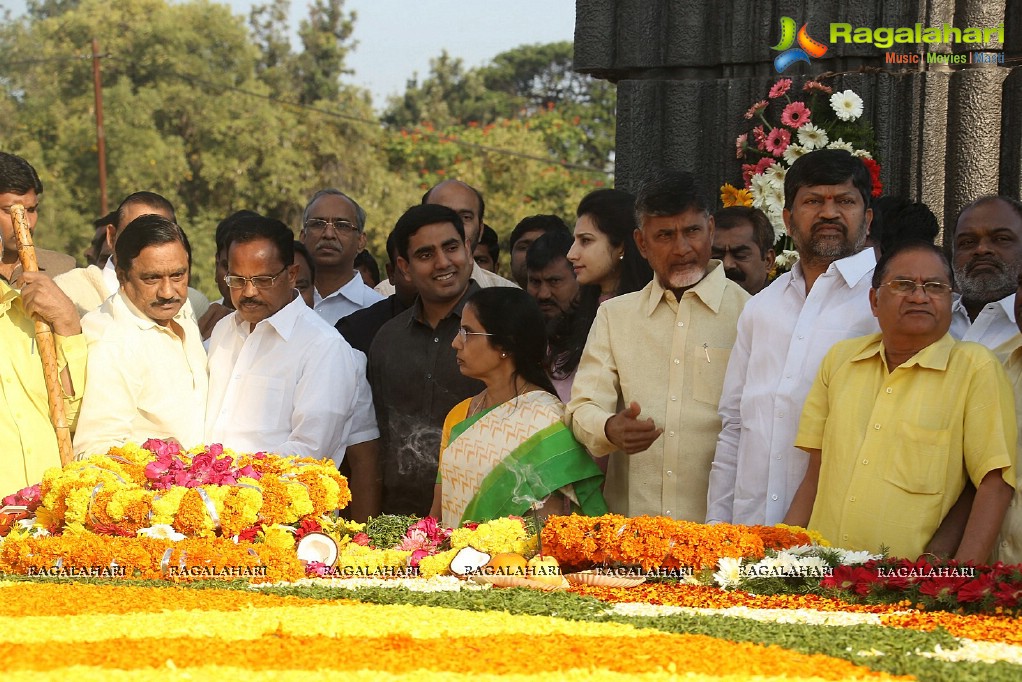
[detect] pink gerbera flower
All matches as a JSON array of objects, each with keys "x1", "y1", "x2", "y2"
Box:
[
  {"x1": 803, "y1": 80, "x2": 833, "y2": 95},
  {"x1": 764, "y1": 128, "x2": 791, "y2": 157},
  {"x1": 780, "y1": 102, "x2": 811, "y2": 128},
  {"x1": 735, "y1": 134, "x2": 748, "y2": 159},
  {"x1": 768, "y1": 78, "x2": 792, "y2": 99},
  {"x1": 744, "y1": 100, "x2": 768, "y2": 119}
]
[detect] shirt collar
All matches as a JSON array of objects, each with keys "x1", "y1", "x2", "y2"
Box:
[
  {"x1": 645, "y1": 260, "x2": 727, "y2": 317},
  {"x1": 851, "y1": 332, "x2": 955, "y2": 371},
  {"x1": 0, "y1": 279, "x2": 17, "y2": 315},
  {"x1": 313, "y1": 271, "x2": 368, "y2": 307},
  {"x1": 408, "y1": 280, "x2": 481, "y2": 328},
  {"x1": 789, "y1": 247, "x2": 876, "y2": 291},
  {"x1": 102, "y1": 258, "x2": 120, "y2": 294},
  {"x1": 234, "y1": 293, "x2": 305, "y2": 341}
]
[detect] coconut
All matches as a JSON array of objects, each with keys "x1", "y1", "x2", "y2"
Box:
[
  {"x1": 449, "y1": 546, "x2": 491, "y2": 576},
  {"x1": 295, "y1": 532, "x2": 339, "y2": 567}
]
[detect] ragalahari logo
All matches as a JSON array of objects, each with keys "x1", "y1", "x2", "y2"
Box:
[{"x1": 772, "y1": 17, "x2": 828, "y2": 72}]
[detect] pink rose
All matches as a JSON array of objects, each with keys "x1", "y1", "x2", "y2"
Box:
[
  {"x1": 352, "y1": 532, "x2": 370, "y2": 546},
  {"x1": 207, "y1": 443, "x2": 224, "y2": 457},
  {"x1": 408, "y1": 549, "x2": 430, "y2": 568},
  {"x1": 237, "y1": 465, "x2": 261, "y2": 480}
]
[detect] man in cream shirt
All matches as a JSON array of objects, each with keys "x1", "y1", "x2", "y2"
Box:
[
  {"x1": 55, "y1": 191, "x2": 209, "y2": 321},
  {"x1": 567, "y1": 170, "x2": 749, "y2": 519},
  {"x1": 74, "y1": 215, "x2": 207, "y2": 456}
]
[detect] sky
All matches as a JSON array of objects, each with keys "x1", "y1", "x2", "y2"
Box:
[{"x1": 7, "y1": 0, "x2": 578, "y2": 107}]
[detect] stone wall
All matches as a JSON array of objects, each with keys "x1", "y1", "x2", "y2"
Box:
[{"x1": 574, "y1": 0, "x2": 1022, "y2": 234}]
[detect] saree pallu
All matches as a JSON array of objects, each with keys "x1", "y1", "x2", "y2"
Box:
[{"x1": 439, "y1": 390, "x2": 607, "y2": 527}]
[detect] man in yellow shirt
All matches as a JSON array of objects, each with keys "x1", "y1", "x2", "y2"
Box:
[
  {"x1": 785, "y1": 241, "x2": 1015, "y2": 562},
  {"x1": 566, "y1": 170, "x2": 750, "y2": 519},
  {"x1": 0, "y1": 152, "x2": 86, "y2": 495},
  {"x1": 992, "y1": 276, "x2": 1022, "y2": 565}
]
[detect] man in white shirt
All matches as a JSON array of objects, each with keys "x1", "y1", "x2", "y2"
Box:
[
  {"x1": 206, "y1": 214, "x2": 358, "y2": 461},
  {"x1": 706, "y1": 149, "x2": 880, "y2": 526},
  {"x1": 74, "y1": 215, "x2": 207, "y2": 456},
  {"x1": 55, "y1": 191, "x2": 209, "y2": 321},
  {"x1": 300, "y1": 189, "x2": 384, "y2": 327},
  {"x1": 949, "y1": 195, "x2": 1022, "y2": 349}
]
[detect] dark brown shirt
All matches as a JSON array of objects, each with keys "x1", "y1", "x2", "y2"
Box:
[{"x1": 367, "y1": 282, "x2": 484, "y2": 515}]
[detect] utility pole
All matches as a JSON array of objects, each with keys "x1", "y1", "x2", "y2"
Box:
[{"x1": 91, "y1": 38, "x2": 108, "y2": 215}]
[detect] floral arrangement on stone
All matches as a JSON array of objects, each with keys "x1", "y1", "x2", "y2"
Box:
[{"x1": 720, "y1": 77, "x2": 883, "y2": 273}]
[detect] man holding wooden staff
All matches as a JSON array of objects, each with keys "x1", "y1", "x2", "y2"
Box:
[{"x1": 0, "y1": 152, "x2": 85, "y2": 495}]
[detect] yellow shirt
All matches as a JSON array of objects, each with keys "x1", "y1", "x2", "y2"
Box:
[
  {"x1": 796, "y1": 333, "x2": 1016, "y2": 559},
  {"x1": 994, "y1": 333, "x2": 1022, "y2": 565},
  {"x1": 566, "y1": 262, "x2": 749, "y2": 520},
  {"x1": 73, "y1": 290, "x2": 208, "y2": 457},
  {"x1": 0, "y1": 280, "x2": 86, "y2": 494}
]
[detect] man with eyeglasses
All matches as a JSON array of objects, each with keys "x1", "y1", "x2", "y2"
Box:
[
  {"x1": 205, "y1": 213, "x2": 359, "y2": 462},
  {"x1": 300, "y1": 189, "x2": 384, "y2": 327},
  {"x1": 784, "y1": 240, "x2": 1015, "y2": 564}
]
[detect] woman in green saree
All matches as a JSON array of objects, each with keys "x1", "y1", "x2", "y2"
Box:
[{"x1": 429, "y1": 288, "x2": 607, "y2": 528}]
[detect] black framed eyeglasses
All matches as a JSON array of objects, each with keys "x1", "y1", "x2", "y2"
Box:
[
  {"x1": 304, "y1": 218, "x2": 359, "y2": 235},
  {"x1": 224, "y1": 266, "x2": 289, "y2": 289}
]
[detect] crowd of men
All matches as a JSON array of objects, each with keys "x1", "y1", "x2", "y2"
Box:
[{"x1": 1, "y1": 147, "x2": 1020, "y2": 565}]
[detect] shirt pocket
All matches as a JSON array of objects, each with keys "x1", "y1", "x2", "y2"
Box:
[
  {"x1": 693, "y1": 346, "x2": 732, "y2": 405},
  {"x1": 882, "y1": 422, "x2": 950, "y2": 495},
  {"x1": 235, "y1": 375, "x2": 288, "y2": 431}
]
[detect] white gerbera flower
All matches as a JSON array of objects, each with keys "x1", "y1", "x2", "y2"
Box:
[
  {"x1": 764, "y1": 162, "x2": 787, "y2": 187},
  {"x1": 851, "y1": 148, "x2": 873, "y2": 159},
  {"x1": 713, "y1": 557, "x2": 743, "y2": 589},
  {"x1": 797, "y1": 124, "x2": 828, "y2": 150},
  {"x1": 839, "y1": 549, "x2": 882, "y2": 565},
  {"x1": 782, "y1": 144, "x2": 808, "y2": 164},
  {"x1": 749, "y1": 173, "x2": 773, "y2": 209},
  {"x1": 774, "y1": 250, "x2": 800, "y2": 269},
  {"x1": 796, "y1": 556, "x2": 831, "y2": 577},
  {"x1": 138, "y1": 524, "x2": 186, "y2": 542},
  {"x1": 830, "y1": 89, "x2": 864, "y2": 121},
  {"x1": 827, "y1": 138, "x2": 854, "y2": 152}
]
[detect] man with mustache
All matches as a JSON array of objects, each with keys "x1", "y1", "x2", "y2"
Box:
[
  {"x1": 707, "y1": 149, "x2": 881, "y2": 526},
  {"x1": 949, "y1": 196, "x2": 1022, "y2": 349},
  {"x1": 206, "y1": 214, "x2": 358, "y2": 461},
  {"x1": 300, "y1": 189, "x2": 384, "y2": 327},
  {"x1": 74, "y1": 215, "x2": 207, "y2": 456},
  {"x1": 711, "y1": 206, "x2": 776, "y2": 296},
  {"x1": 785, "y1": 241, "x2": 1014, "y2": 563},
  {"x1": 567, "y1": 170, "x2": 749, "y2": 519}
]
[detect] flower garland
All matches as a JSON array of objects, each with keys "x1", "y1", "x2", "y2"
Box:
[
  {"x1": 720, "y1": 77, "x2": 882, "y2": 249},
  {"x1": 28, "y1": 440, "x2": 350, "y2": 539}
]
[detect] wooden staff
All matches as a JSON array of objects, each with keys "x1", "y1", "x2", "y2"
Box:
[{"x1": 10, "y1": 204, "x2": 74, "y2": 466}]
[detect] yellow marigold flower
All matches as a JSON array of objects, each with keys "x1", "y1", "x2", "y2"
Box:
[{"x1": 261, "y1": 524, "x2": 296, "y2": 550}]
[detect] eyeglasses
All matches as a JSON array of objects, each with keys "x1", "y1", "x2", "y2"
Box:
[
  {"x1": 304, "y1": 218, "x2": 359, "y2": 235},
  {"x1": 457, "y1": 326, "x2": 493, "y2": 341},
  {"x1": 882, "y1": 279, "x2": 953, "y2": 297},
  {"x1": 224, "y1": 266, "x2": 289, "y2": 289}
]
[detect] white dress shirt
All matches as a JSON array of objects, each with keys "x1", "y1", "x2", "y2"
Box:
[
  {"x1": 205, "y1": 295, "x2": 359, "y2": 462},
  {"x1": 950, "y1": 293, "x2": 1017, "y2": 349},
  {"x1": 313, "y1": 271, "x2": 385, "y2": 327},
  {"x1": 706, "y1": 248, "x2": 880, "y2": 526},
  {"x1": 75, "y1": 291, "x2": 208, "y2": 456}
]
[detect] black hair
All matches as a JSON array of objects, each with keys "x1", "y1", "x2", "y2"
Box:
[
  {"x1": 216, "y1": 210, "x2": 261, "y2": 256},
  {"x1": 385, "y1": 229, "x2": 400, "y2": 265},
  {"x1": 354, "y1": 249, "x2": 381, "y2": 285},
  {"x1": 392, "y1": 204, "x2": 465, "y2": 261},
  {"x1": 478, "y1": 224, "x2": 499, "y2": 262},
  {"x1": 634, "y1": 169, "x2": 711, "y2": 220},
  {"x1": 93, "y1": 210, "x2": 117, "y2": 228},
  {"x1": 783, "y1": 148, "x2": 872, "y2": 210},
  {"x1": 0, "y1": 152, "x2": 43, "y2": 195},
  {"x1": 871, "y1": 196, "x2": 940, "y2": 255},
  {"x1": 224, "y1": 213, "x2": 295, "y2": 267},
  {"x1": 509, "y1": 214, "x2": 569, "y2": 250},
  {"x1": 955, "y1": 195, "x2": 1022, "y2": 236},
  {"x1": 293, "y1": 240, "x2": 316, "y2": 282},
  {"x1": 871, "y1": 239, "x2": 952, "y2": 289},
  {"x1": 114, "y1": 215, "x2": 192, "y2": 272},
  {"x1": 465, "y1": 287, "x2": 558, "y2": 397},
  {"x1": 525, "y1": 230, "x2": 573, "y2": 271},
  {"x1": 575, "y1": 188, "x2": 653, "y2": 296},
  {"x1": 422, "y1": 180, "x2": 486, "y2": 225},
  {"x1": 713, "y1": 206, "x2": 775, "y2": 257},
  {"x1": 303, "y1": 189, "x2": 367, "y2": 231},
  {"x1": 115, "y1": 191, "x2": 176, "y2": 229}
]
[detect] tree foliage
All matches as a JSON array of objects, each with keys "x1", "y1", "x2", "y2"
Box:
[{"x1": 1, "y1": 1, "x2": 614, "y2": 293}]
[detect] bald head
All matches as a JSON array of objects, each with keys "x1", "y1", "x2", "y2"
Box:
[{"x1": 423, "y1": 180, "x2": 484, "y2": 250}]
